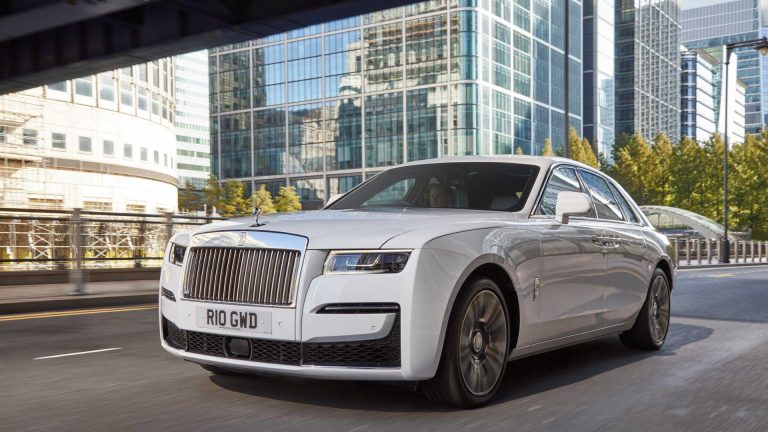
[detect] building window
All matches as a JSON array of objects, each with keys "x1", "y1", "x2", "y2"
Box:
[
  {"x1": 138, "y1": 87, "x2": 148, "y2": 111},
  {"x1": 75, "y1": 77, "x2": 93, "y2": 97},
  {"x1": 51, "y1": 132, "x2": 66, "y2": 149},
  {"x1": 47, "y1": 81, "x2": 67, "y2": 93},
  {"x1": 124, "y1": 143, "x2": 133, "y2": 159},
  {"x1": 120, "y1": 81, "x2": 133, "y2": 106},
  {"x1": 0, "y1": 126, "x2": 6, "y2": 143},
  {"x1": 103, "y1": 140, "x2": 114, "y2": 155},
  {"x1": 23, "y1": 129, "x2": 38, "y2": 146},
  {"x1": 126, "y1": 203, "x2": 145, "y2": 213},
  {"x1": 164, "y1": 153, "x2": 168, "y2": 166},
  {"x1": 83, "y1": 200, "x2": 112, "y2": 212},
  {"x1": 140, "y1": 147, "x2": 148, "y2": 161},
  {"x1": 154, "y1": 150, "x2": 159, "y2": 163},
  {"x1": 79, "y1": 136, "x2": 92, "y2": 152},
  {"x1": 99, "y1": 73, "x2": 115, "y2": 102}
]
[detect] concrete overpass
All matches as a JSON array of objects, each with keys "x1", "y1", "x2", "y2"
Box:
[{"x1": 0, "y1": 0, "x2": 416, "y2": 95}]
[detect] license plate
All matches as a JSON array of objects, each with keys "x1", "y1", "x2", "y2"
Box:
[{"x1": 196, "y1": 307, "x2": 272, "y2": 334}]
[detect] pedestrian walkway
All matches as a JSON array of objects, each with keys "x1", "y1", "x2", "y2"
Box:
[
  {"x1": 0, "y1": 279, "x2": 158, "y2": 315},
  {"x1": 678, "y1": 257, "x2": 768, "y2": 267}
]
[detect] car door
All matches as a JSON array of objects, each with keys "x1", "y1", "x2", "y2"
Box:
[
  {"x1": 532, "y1": 166, "x2": 609, "y2": 343},
  {"x1": 577, "y1": 170, "x2": 648, "y2": 326}
]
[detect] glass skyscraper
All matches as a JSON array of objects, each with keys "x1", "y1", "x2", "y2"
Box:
[
  {"x1": 209, "y1": 0, "x2": 583, "y2": 206},
  {"x1": 681, "y1": 0, "x2": 768, "y2": 135},
  {"x1": 582, "y1": 0, "x2": 615, "y2": 160},
  {"x1": 175, "y1": 51, "x2": 211, "y2": 190},
  {"x1": 681, "y1": 48, "x2": 718, "y2": 142},
  {"x1": 615, "y1": 0, "x2": 681, "y2": 143}
]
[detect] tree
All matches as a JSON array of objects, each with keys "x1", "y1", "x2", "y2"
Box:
[
  {"x1": 219, "y1": 180, "x2": 251, "y2": 217},
  {"x1": 251, "y1": 184, "x2": 277, "y2": 214},
  {"x1": 612, "y1": 133, "x2": 659, "y2": 205},
  {"x1": 651, "y1": 133, "x2": 674, "y2": 206},
  {"x1": 670, "y1": 135, "x2": 708, "y2": 217},
  {"x1": 514, "y1": 146, "x2": 524, "y2": 155},
  {"x1": 275, "y1": 186, "x2": 302, "y2": 213},
  {"x1": 542, "y1": 138, "x2": 554, "y2": 156},
  {"x1": 178, "y1": 180, "x2": 202, "y2": 213},
  {"x1": 729, "y1": 133, "x2": 768, "y2": 236},
  {"x1": 203, "y1": 175, "x2": 223, "y2": 215},
  {"x1": 567, "y1": 127, "x2": 599, "y2": 169}
]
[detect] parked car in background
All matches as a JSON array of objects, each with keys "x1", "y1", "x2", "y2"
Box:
[{"x1": 160, "y1": 156, "x2": 675, "y2": 408}]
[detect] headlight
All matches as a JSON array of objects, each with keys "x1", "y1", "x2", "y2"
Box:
[
  {"x1": 324, "y1": 250, "x2": 411, "y2": 274},
  {"x1": 169, "y1": 243, "x2": 187, "y2": 266}
]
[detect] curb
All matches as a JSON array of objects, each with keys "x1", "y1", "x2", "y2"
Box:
[
  {"x1": 678, "y1": 262, "x2": 768, "y2": 270},
  {"x1": 0, "y1": 292, "x2": 157, "y2": 315}
]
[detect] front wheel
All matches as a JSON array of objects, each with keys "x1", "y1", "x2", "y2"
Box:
[
  {"x1": 620, "y1": 268, "x2": 671, "y2": 350},
  {"x1": 422, "y1": 277, "x2": 510, "y2": 408}
]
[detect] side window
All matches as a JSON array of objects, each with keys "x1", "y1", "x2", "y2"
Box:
[
  {"x1": 607, "y1": 181, "x2": 639, "y2": 223},
  {"x1": 579, "y1": 170, "x2": 624, "y2": 221},
  {"x1": 537, "y1": 167, "x2": 592, "y2": 217}
]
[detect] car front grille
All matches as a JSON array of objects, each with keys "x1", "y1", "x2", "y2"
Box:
[
  {"x1": 163, "y1": 314, "x2": 401, "y2": 368},
  {"x1": 182, "y1": 247, "x2": 301, "y2": 306}
]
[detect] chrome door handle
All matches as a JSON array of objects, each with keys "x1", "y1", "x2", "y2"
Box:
[{"x1": 591, "y1": 235, "x2": 608, "y2": 247}]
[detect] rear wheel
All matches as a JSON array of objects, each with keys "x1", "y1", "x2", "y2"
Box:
[
  {"x1": 620, "y1": 268, "x2": 671, "y2": 350},
  {"x1": 422, "y1": 277, "x2": 510, "y2": 408}
]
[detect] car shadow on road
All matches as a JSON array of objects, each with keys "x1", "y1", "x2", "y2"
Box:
[{"x1": 209, "y1": 322, "x2": 712, "y2": 412}]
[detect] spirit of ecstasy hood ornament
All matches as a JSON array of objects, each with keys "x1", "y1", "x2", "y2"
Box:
[{"x1": 252, "y1": 207, "x2": 264, "y2": 227}]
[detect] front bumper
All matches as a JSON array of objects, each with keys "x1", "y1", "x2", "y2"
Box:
[
  {"x1": 159, "y1": 244, "x2": 474, "y2": 381},
  {"x1": 161, "y1": 312, "x2": 403, "y2": 379}
]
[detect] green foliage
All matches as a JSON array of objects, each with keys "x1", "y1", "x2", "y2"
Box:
[
  {"x1": 203, "y1": 175, "x2": 223, "y2": 215},
  {"x1": 178, "y1": 180, "x2": 202, "y2": 213},
  {"x1": 275, "y1": 186, "x2": 302, "y2": 213},
  {"x1": 542, "y1": 138, "x2": 554, "y2": 156},
  {"x1": 730, "y1": 134, "x2": 768, "y2": 236},
  {"x1": 514, "y1": 146, "x2": 524, "y2": 155},
  {"x1": 612, "y1": 133, "x2": 659, "y2": 205},
  {"x1": 251, "y1": 184, "x2": 277, "y2": 214},
  {"x1": 219, "y1": 181, "x2": 251, "y2": 217},
  {"x1": 567, "y1": 127, "x2": 599, "y2": 168}
]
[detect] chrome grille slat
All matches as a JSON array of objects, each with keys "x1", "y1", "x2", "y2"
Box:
[{"x1": 183, "y1": 247, "x2": 299, "y2": 306}]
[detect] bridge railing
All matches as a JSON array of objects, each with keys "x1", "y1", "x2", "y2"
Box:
[
  {"x1": 0, "y1": 207, "x2": 225, "y2": 272},
  {"x1": 672, "y1": 238, "x2": 768, "y2": 266}
]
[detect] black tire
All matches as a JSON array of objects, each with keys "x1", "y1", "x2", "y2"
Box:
[
  {"x1": 620, "y1": 268, "x2": 671, "y2": 350},
  {"x1": 422, "y1": 277, "x2": 510, "y2": 408},
  {"x1": 199, "y1": 364, "x2": 243, "y2": 375}
]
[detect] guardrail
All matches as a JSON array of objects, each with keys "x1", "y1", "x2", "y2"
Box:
[
  {"x1": 673, "y1": 238, "x2": 768, "y2": 266},
  {"x1": 0, "y1": 208, "x2": 224, "y2": 272}
]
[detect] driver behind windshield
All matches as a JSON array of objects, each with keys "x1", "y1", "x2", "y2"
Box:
[{"x1": 429, "y1": 183, "x2": 453, "y2": 208}]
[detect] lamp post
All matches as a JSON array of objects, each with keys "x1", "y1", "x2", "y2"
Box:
[{"x1": 720, "y1": 37, "x2": 768, "y2": 263}]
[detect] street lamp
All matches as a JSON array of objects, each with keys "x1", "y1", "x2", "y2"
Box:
[{"x1": 721, "y1": 37, "x2": 768, "y2": 263}]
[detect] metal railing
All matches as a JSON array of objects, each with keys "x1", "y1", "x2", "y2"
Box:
[
  {"x1": 0, "y1": 208, "x2": 224, "y2": 272},
  {"x1": 672, "y1": 238, "x2": 768, "y2": 266}
]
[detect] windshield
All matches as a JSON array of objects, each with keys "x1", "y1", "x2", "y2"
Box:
[{"x1": 328, "y1": 162, "x2": 540, "y2": 212}]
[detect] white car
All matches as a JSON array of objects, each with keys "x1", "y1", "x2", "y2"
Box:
[{"x1": 160, "y1": 156, "x2": 674, "y2": 408}]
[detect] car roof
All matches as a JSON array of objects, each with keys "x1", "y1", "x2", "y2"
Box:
[{"x1": 396, "y1": 155, "x2": 594, "y2": 171}]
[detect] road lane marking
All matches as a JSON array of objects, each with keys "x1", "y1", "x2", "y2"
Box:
[
  {"x1": 0, "y1": 304, "x2": 157, "y2": 322},
  {"x1": 34, "y1": 347, "x2": 122, "y2": 360},
  {"x1": 708, "y1": 273, "x2": 736, "y2": 278}
]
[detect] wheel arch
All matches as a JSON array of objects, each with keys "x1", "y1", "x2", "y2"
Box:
[{"x1": 655, "y1": 258, "x2": 673, "y2": 291}]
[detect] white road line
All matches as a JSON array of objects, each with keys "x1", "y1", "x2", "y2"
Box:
[{"x1": 34, "y1": 347, "x2": 122, "y2": 360}]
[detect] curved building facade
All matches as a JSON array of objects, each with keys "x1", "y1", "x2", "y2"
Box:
[{"x1": 0, "y1": 60, "x2": 178, "y2": 212}]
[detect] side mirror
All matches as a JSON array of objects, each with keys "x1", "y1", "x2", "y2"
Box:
[
  {"x1": 326, "y1": 193, "x2": 343, "y2": 207},
  {"x1": 555, "y1": 191, "x2": 592, "y2": 224}
]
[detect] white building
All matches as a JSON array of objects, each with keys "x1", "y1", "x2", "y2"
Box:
[
  {"x1": 174, "y1": 51, "x2": 211, "y2": 190},
  {"x1": 719, "y1": 56, "x2": 747, "y2": 145},
  {"x1": 0, "y1": 60, "x2": 178, "y2": 212},
  {"x1": 681, "y1": 47, "x2": 718, "y2": 142}
]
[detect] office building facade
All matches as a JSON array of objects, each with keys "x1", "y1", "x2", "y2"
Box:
[
  {"x1": 175, "y1": 51, "x2": 211, "y2": 190},
  {"x1": 681, "y1": 0, "x2": 768, "y2": 135},
  {"x1": 209, "y1": 0, "x2": 583, "y2": 204},
  {"x1": 582, "y1": 0, "x2": 615, "y2": 160},
  {"x1": 615, "y1": 0, "x2": 682, "y2": 143},
  {"x1": 681, "y1": 48, "x2": 718, "y2": 142}
]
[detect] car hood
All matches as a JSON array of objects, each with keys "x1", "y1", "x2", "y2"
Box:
[{"x1": 191, "y1": 209, "x2": 522, "y2": 249}]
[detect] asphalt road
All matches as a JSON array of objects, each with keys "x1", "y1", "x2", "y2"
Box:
[{"x1": 1, "y1": 266, "x2": 767, "y2": 432}]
